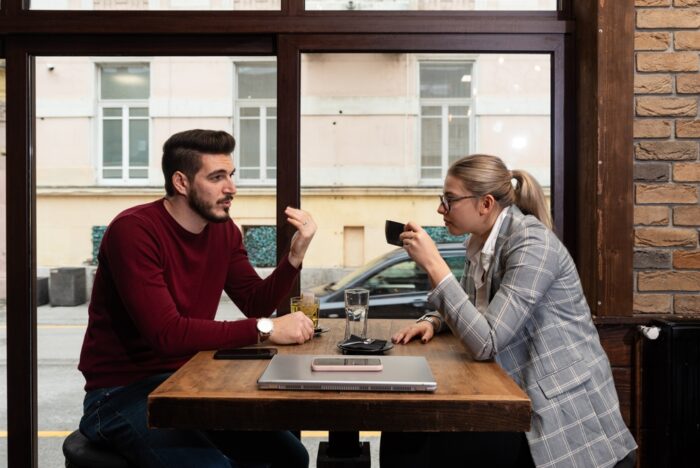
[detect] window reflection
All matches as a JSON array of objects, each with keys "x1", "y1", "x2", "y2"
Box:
[
  {"x1": 30, "y1": 0, "x2": 281, "y2": 11},
  {"x1": 306, "y1": 0, "x2": 557, "y2": 11}
]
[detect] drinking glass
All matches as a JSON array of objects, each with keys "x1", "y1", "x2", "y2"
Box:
[
  {"x1": 290, "y1": 294, "x2": 320, "y2": 328},
  {"x1": 344, "y1": 288, "x2": 369, "y2": 340}
]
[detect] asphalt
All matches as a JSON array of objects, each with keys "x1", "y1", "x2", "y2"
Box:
[{"x1": 0, "y1": 300, "x2": 381, "y2": 468}]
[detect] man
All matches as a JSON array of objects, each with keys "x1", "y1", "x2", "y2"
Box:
[{"x1": 78, "y1": 129, "x2": 315, "y2": 467}]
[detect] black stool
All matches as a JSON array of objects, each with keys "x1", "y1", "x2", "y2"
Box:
[{"x1": 63, "y1": 430, "x2": 133, "y2": 468}]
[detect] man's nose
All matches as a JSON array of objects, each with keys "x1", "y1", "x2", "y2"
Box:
[{"x1": 224, "y1": 176, "x2": 237, "y2": 195}]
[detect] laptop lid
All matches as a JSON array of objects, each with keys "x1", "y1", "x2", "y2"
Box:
[{"x1": 257, "y1": 355, "x2": 437, "y2": 392}]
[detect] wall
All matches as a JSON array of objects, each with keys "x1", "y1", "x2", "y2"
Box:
[{"x1": 633, "y1": 0, "x2": 700, "y2": 316}]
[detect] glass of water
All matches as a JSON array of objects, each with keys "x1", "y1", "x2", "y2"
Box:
[{"x1": 344, "y1": 288, "x2": 369, "y2": 340}]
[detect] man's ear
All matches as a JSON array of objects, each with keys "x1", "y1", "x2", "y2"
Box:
[{"x1": 171, "y1": 171, "x2": 190, "y2": 196}]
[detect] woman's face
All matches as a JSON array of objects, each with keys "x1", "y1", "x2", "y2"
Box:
[{"x1": 438, "y1": 174, "x2": 482, "y2": 236}]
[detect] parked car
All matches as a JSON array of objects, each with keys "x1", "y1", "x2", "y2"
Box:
[{"x1": 310, "y1": 243, "x2": 466, "y2": 319}]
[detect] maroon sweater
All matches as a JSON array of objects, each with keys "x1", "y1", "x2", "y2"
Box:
[{"x1": 78, "y1": 199, "x2": 299, "y2": 390}]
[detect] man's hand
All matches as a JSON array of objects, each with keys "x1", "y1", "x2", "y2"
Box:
[
  {"x1": 391, "y1": 321, "x2": 435, "y2": 345},
  {"x1": 269, "y1": 311, "x2": 315, "y2": 345},
  {"x1": 285, "y1": 207, "x2": 317, "y2": 269}
]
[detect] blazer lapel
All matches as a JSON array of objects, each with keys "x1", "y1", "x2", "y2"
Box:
[{"x1": 486, "y1": 207, "x2": 518, "y2": 301}]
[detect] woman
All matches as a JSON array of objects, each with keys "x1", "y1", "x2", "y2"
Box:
[{"x1": 380, "y1": 155, "x2": 636, "y2": 468}]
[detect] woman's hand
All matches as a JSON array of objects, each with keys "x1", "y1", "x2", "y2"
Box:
[
  {"x1": 391, "y1": 321, "x2": 435, "y2": 345},
  {"x1": 286, "y1": 207, "x2": 317, "y2": 268},
  {"x1": 400, "y1": 222, "x2": 451, "y2": 287}
]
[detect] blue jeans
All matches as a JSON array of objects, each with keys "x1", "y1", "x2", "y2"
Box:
[{"x1": 79, "y1": 372, "x2": 308, "y2": 468}]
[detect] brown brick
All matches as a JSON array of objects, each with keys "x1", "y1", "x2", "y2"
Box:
[
  {"x1": 635, "y1": 74, "x2": 673, "y2": 94},
  {"x1": 635, "y1": 206, "x2": 670, "y2": 225},
  {"x1": 674, "y1": 250, "x2": 700, "y2": 268},
  {"x1": 675, "y1": 0, "x2": 700, "y2": 7},
  {"x1": 637, "y1": 0, "x2": 670, "y2": 5},
  {"x1": 637, "y1": 52, "x2": 699, "y2": 72},
  {"x1": 635, "y1": 141, "x2": 699, "y2": 160},
  {"x1": 635, "y1": 32, "x2": 671, "y2": 50},
  {"x1": 635, "y1": 162, "x2": 670, "y2": 182},
  {"x1": 677, "y1": 74, "x2": 700, "y2": 93},
  {"x1": 635, "y1": 227, "x2": 697, "y2": 247},
  {"x1": 675, "y1": 31, "x2": 700, "y2": 50},
  {"x1": 673, "y1": 205, "x2": 700, "y2": 225},
  {"x1": 675, "y1": 295, "x2": 700, "y2": 314},
  {"x1": 636, "y1": 184, "x2": 699, "y2": 203},
  {"x1": 635, "y1": 97, "x2": 697, "y2": 116},
  {"x1": 633, "y1": 294, "x2": 672, "y2": 314},
  {"x1": 637, "y1": 9, "x2": 700, "y2": 29},
  {"x1": 638, "y1": 271, "x2": 700, "y2": 291},
  {"x1": 634, "y1": 119, "x2": 672, "y2": 138},
  {"x1": 677, "y1": 120, "x2": 700, "y2": 138},
  {"x1": 635, "y1": 75, "x2": 674, "y2": 94},
  {"x1": 674, "y1": 163, "x2": 700, "y2": 182}
]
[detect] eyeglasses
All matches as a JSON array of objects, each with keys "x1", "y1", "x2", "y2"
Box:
[{"x1": 439, "y1": 194, "x2": 479, "y2": 213}]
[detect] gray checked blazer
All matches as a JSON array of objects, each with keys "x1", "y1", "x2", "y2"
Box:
[{"x1": 427, "y1": 206, "x2": 636, "y2": 468}]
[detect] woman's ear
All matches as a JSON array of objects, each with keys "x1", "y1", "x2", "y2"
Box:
[
  {"x1": 480, "y1": 194, "x2": 496, "y2": 216},
  {"x1": 171, "y1": 171, "x2": 190, "y2": 197}
]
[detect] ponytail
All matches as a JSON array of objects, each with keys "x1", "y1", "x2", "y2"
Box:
[{"x1": 511, "y1": 169, "x2": 553, "y2": 230}]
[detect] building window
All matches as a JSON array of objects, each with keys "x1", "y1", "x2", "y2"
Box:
[
  {"x1": 419, "y1": 61, "x2": 473, "y2": 181},
  {"x1": 98, "y1": 64, "x2": 150, "y2": 183},
  {"x1": 234, "y1": 61, "x2": 277, "y2": 184}
]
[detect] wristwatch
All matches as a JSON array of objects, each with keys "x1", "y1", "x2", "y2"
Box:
[
  {"x1": 256, "y1": 318, "x2": 274, "y2": 343},
  {"x1": 416, "y1": 315, "x2": 439, "y2": 332}
]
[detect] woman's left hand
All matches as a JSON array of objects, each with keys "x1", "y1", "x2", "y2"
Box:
[
  {"x1": 400, "y1": 222, "x2": 450, "y2": 286},
  {"x1": 286, "y1": 207, "x2": 317, "y2": 268}
]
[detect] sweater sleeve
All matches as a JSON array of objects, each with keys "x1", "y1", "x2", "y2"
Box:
[
  {"x1": 224, "y1": 226, "x2": 301, "y2": 317},
  {"x1": 103, "y1": 217, "x2": 260, "y2": 356}
]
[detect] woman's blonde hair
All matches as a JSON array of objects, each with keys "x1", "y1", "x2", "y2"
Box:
[{"x1": 447, "y1": 154, "x2": 553, "y2": 230}]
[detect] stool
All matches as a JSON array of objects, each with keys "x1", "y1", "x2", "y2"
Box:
[{"x1": 63, "y1": 430, "x2": 133, "y2": 468}]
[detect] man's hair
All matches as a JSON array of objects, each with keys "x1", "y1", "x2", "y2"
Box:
[{"x1": 161, "y1": 129, "x2": 236, "y2": 196}]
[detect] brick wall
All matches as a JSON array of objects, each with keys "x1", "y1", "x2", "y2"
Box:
[{"x1": 634, "y1": 0, "x2": 700, "y2": 315}]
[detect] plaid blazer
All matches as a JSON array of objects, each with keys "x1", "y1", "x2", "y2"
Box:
[{"x1": 427, "y1": 206, "x2": 636, "y2": 468}]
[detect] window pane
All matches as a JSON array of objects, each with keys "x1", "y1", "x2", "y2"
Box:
[
  {"x1": 103, "y1": 167, "x2": 123, "y2": 179},
  {"x1": 237, "y1": 63, "x2": 276, "y2": 99},
  {"x1": 103, "y1": 119, "x2": 122, "y2": 168},
  {"x1": 420, "y1": 62, "x2": 472, "y2": 99},
  {"x1": 267, "y1": 117, "x2": 277, "y2": 177},
  {"x1": 241, "y1": 107, "x2": 260, "y2": 117},
  {"x1": 30, "y1": 0, "x2": 281, "y2": 10},
  {"x1": 240, "y1": 118, "x2": 260, "y2": 170},
  {"x1": 129, "y1": 107, "x2": 148, "y2": 117},
  {"x1": 129, "y1": 119, "x2": 149, "y2": 168},
  {"x1": 421, "y1": 115, "x2": 441, "y2": 169},
  {"x1": 103, "y1": 108, "x2": 122, "y2": 117},
  {"x1": 129, "y1": 168, "x2": 148, "y2": 179},
  {"x1": 101, "y1": 65, "x2": 150, "y2": 100},
  {"x1": 448, "y1": 109, "x2": 469, "y2": 165},
  {"x1": 305, "y1": 0, "x2": 557, "y2": 11}
]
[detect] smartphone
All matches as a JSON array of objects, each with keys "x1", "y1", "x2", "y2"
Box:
[
  {"x1": 385, "y1": 220, "x2": 405, "y2": 246},
  {"x1": 213, "y1": 348, "x2": 277, "y2": 360},
  {"x1": 311, "y1": 357, "x2": 383, "y2": 372}
]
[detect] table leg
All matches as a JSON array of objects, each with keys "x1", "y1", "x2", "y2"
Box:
[{"x1": 317, "y1": 431, "x2": 371, "y2": 468}]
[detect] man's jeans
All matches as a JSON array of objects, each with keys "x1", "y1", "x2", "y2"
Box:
[{"x1": 79, "y1": 372, "x2": 308, "y2": 468}]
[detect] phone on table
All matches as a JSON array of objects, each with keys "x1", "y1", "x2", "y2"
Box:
[
  {"x1": 385, "y1": 220, "x2": 405, "y2": 246},
  {"x1": 213, "y1": 348, "x2": 278, "y2": 360},
  {"x1": 311, "y1": 357, "x2": 383, "y2": 372}
]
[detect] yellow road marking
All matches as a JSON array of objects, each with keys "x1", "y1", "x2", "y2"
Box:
[{"x1": 0, "y1": 430, "x2": 381, "y2": 438}]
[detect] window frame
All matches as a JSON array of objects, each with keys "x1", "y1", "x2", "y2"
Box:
[{"x1": 97, "y1": 62, "x2": 152, "y2": 185}]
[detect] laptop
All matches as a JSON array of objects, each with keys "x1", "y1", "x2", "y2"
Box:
[{"x1": 257, "y1": 354, "x2": 437, "y2": 392}]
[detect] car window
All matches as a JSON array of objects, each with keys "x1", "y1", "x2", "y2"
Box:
[
  {"x1": 360, "y1": 259, "x2": 429, "y2": 296},
  {"x1": 445, "y1": 255, "x2": 466, "y2": 280}
]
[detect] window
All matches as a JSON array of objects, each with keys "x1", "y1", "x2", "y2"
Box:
[
  {"x1": 419, "y1": 61, "x2": 473, "y2": 181},
  {"x1": 98, "y1": 64, "x2": 150, "y2": 183},
  {"x1": 234, "y1": 61, "x2": 277, "y2": 184}
]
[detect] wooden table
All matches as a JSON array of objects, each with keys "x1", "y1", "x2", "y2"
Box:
[{"x1": 148, "y1": 319, "x2": 530, "y2": 465}]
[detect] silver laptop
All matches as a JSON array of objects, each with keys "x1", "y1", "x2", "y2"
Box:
[{"x1": 257, "y1": 355, "x2": 437, "y2": 392}]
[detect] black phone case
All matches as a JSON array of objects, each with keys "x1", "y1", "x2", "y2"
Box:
[{"x1": 213, "y1": 348, "x2": 277, "y2": 360}]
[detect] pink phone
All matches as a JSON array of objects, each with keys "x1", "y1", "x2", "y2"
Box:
[{"x1": 311, "y1": 357, "x2": 383, "y2": 372}]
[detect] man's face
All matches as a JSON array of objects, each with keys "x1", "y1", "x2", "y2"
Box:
[{"x1": 187, "y1": 154, "x2": 237, "y2": 223}]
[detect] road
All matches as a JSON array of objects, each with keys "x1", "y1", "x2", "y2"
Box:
[{"x1": 0, "y1": 301, "x2": 380, "y2": 467}]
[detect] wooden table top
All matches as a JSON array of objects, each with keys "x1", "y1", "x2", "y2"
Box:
[{"x1": 148, "y1": 319, "x2": 531, "y2": 432}]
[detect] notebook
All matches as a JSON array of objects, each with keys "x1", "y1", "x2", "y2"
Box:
[{"x1": 257, "y1": 354, "x2": 437, "y2": 392}]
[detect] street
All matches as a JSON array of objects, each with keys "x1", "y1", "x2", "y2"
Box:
[{"x1": 0, "y1": 301, "x2": 380, "y2": 467}]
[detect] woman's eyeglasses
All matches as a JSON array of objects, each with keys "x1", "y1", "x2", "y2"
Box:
[{"x1": 439, "y1": 194, "x2": 478, "y2": 213}]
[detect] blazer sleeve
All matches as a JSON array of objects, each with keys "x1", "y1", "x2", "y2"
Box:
[{"x1": 427, "y1": 223, "x2": 561, "y2": 360}]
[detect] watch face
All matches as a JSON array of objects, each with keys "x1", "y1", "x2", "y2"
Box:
[{"x1": 258, "y1": 318, "x2": 273, "y2": 334}]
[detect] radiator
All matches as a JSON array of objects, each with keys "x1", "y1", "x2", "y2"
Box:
[{"x1": 641, "y1": 320, "x2": 700, "y2": 468}]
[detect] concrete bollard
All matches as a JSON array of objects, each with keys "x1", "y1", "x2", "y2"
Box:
[{"x1": 49, "y1": 267, "x2": 86, "y2": 307}]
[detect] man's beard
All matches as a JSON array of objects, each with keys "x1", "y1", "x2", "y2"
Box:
[{"x1": 187, "y1": 187, "x2": 232, "y2": 223}]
